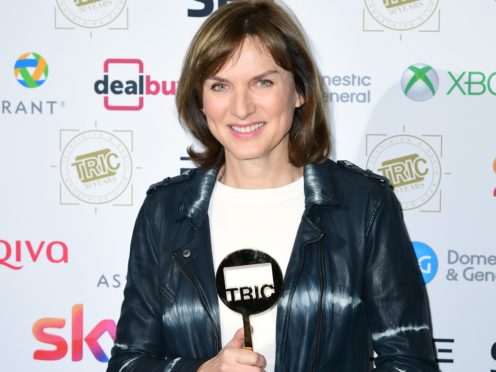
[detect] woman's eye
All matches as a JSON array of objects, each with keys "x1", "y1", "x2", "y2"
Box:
[
  {"x1": 211, "y1": 83, "x2": 228, "y2": 92},
  {"x1": 257, "y1": 79, "x2": 273, "y2": 88}
]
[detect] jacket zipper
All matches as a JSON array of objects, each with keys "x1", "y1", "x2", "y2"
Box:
[
  {"x1": 172, "y1": 254, "x2": 221, "y2": 351},
  {"x1": 309, "y1": 229, "x2": 325, "y2": 371},
  {"x1": 280, "y1": 216, "x2": 324, "y2": 369},
  {"x1": 159, "y1": 287, "x2": 174, "y2": 304}
]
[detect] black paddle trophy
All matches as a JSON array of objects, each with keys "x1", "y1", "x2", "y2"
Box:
[{"x1": 216, "y1": 249, "x2": 284, "y2": 351}]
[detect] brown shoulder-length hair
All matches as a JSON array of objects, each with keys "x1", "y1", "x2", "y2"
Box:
[{"x1": 176, "y1": 0, "x2": 330, "y2": 169}]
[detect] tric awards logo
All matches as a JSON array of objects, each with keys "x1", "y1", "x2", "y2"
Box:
[
  {"x1": 366, "y1": 134, "x2": 442, "y2": 210},
  {"x1": 60, "y1": 130, "x2": 132, "y2": 204},
  {"x1": 401, "y1": 64, "x2": 439, "y2": 101},
  {"x1": 412, "y1": 241, "x2": 438, "y2": 284},
  {"x1": 14, "y1": 52, "x2": 48, "y2": 88},
  {"x1": 364, "y1": 0, "x2": 439, "y2": 31},
  {"x1": 56, "y1": 0, "x2": 127, "y2": 28}
]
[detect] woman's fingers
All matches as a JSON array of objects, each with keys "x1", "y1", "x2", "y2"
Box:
[
  {"x1": 197, "y1": 328, "x2": 266, "y2": 371},
  {"x1": 226, "y1": 327, "x2": 245, "y2": 349}
]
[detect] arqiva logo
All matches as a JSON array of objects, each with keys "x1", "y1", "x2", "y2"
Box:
[
  {"x1": 0, "y1": 240, "x2": 68, "y2": 270},
  {"x1": 33, "y1": 304, "x2": 116, "y2": 362},
  {"x1": 94, "y1": 58, "x2": 177, "y2": 111}
]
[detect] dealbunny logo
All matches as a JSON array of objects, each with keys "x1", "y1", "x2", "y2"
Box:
[{"x1": 412, "y1": 241, "x2": 438, "y2": 284}]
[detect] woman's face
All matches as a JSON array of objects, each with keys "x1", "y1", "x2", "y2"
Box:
[{"x1": 202, "y1": 37, "x2": 303, "y2": 167}]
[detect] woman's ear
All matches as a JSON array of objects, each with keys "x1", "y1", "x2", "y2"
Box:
[{"x1": 295, "y1": 92, "x2": 305, "y2": 108}]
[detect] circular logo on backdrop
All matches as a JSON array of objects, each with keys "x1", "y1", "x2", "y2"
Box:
[
  {"x1": 60, "y1": 130, "x2": 132, "y2": 204},
  {"x1": 412, "y1": 241, "x2": 438, "y2": 284},
  {"x1": 366, "y1": 135, "x2": 441, "y2": 210},
  {"x1": 56, "y1": 0, "x2": 126, "y2": 28},
  {"x1": 364, "y1": 0, "x2": 439, "y2": 30},
  {"x1": 14, "y1": 52, "x2": 48, "y2": 88},
  {"x1": 401, "y1": 64, "x2": 439, "y2": 101}
]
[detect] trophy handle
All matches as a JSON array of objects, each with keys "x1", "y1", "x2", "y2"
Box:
[{"x1": 242, "y1": 313, "x2": 253, "y2": 351}]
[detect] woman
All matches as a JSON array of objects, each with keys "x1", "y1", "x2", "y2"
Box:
[{"x1": 107, "y1": 1, "x2": 438, "y2": 371}]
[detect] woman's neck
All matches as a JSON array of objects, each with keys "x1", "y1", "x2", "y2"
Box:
[{"x1": 219, "y1": 159, "x2": 303, "y2": 189}]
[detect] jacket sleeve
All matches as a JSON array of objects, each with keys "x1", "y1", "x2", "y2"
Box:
[
  {"x1": 363, "y1": 187, "x2": 439, "y2": 371},
  {"x1": 106, "y1": 195, "x2": 209, "y2": 372}
]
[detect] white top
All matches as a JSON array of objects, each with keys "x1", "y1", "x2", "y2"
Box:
[{"x1": 209, "y1": 177, "x2": 305, "y2": 371}]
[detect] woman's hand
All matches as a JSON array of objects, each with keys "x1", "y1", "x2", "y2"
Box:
[{"x1": 197, "y1": 328, "x2": 266, "y2": 371}]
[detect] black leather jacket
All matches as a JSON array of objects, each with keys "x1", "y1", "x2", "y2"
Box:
[{"x1": 107, "y1": 160, "x2": 438, "y2": 372}]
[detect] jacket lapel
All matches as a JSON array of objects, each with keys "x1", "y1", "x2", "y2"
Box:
[{"x1": 173, "y1": 168, "x2": 222, "y2": 350}]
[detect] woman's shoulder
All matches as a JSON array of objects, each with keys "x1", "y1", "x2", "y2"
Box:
[
  {"x1": 137, "y1": 169, "x2": 203, "y2": 223},
  {"x1": 143, "y1": 167, "x2": 217, "y2": 214},
  {"x1": 319, "y1": 159, "x2": 392, "y2": 202},
  {"x1": 146, "y1": 168, "x2": 198, "y2": 196},
  {"x1": 334, "y1": 160, "x2": 389, "y2": 188}
]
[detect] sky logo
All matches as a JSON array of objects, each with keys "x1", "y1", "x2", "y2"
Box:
[
  {"x1": 412, "y1": 241, "x2": 438, "y2": 284},
  {"x1": 33, "y1": 304, "x2": 116, "y2": 362}
]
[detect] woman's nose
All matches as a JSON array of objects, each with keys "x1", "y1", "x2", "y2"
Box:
[{"x1": 231, "y1": 89, "x2": 256, "y2": 119}]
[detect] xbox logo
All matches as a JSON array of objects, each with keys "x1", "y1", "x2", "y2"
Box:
[{"x1": 401, "y1": 63, "x2": 439, "y2": 102}]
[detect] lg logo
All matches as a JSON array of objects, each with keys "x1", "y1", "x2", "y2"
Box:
[
  {"x1": 188, "y1": 0, "x2": 234, "y2": 17},
  {"x1": 412, "y1": 241, "x2": 438, "y2": 284}
]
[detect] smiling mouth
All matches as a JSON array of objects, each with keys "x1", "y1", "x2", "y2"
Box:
[{"x1": 230, "y1": 122, "x2": 265, "y2": 133}]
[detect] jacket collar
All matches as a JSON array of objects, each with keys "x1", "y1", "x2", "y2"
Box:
[
  {"x1": 180, "y1": 160, "x2": 339, "y2": 228},
  {"x1": 303, "y1": 161, "x2": 339, "y2": 209}
]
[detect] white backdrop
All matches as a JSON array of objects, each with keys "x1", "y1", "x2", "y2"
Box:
[{"x1": 1, "y1": 1, "x2": 495, "y2": 371}]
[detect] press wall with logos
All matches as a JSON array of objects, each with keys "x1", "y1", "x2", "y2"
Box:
[{"x1": 1, "y1": 1, "x2": 495, "y2": 371}]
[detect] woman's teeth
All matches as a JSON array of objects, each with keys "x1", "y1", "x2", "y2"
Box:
[{"x1": 231, "y1": 123, "x2": 265, "y2": 133}]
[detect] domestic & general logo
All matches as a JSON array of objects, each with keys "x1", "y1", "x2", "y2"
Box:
[
  {"x1": 412, "y1": 241, "x2": 438, "y2": 284},
  {"x1": 321, "y1": 73, "x2": 372, "y2": 104}
]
